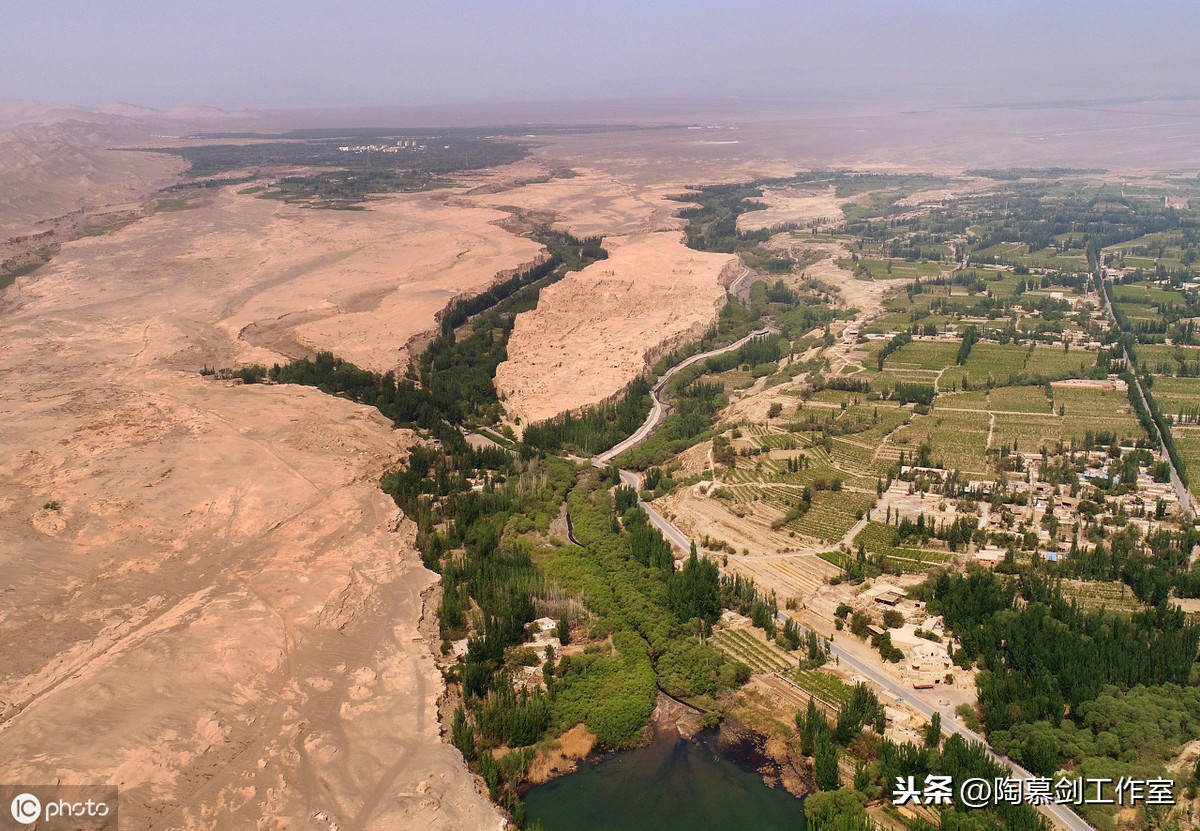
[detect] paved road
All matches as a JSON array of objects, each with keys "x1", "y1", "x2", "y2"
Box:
[
  {"x1": 786, "y1": 613, "x2": 1093, "y2": 831},
  {"x1": 583, "y1": 302, "x2": 1093, "y2": 830},
  {"x1": 1096, "y1": 275, "x2": 1195, "y2": 518},
  {"x1": 729, "y1": 265, "x2": 758, "y2": 305},
  {"x1": 594, "y1": 325, "x2": 776, "y2": 464}
]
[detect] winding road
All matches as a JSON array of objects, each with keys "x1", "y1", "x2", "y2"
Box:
[{"x1": 594, "y1": 324, "x2": 777, "y2": 464}]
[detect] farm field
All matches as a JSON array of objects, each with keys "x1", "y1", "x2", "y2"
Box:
[
  {"x1": 934, "y1": 389, "x2": 992, "y2": 410},
  {"x1": 711, "y1": 627, "x2": 795, "y2": 675},
  {"x1": 1059, "y1": 579, "x2": 1146, "y2": 615},
  {"x1": 982, "y1": 385, "x2": 1055, "y2": 414},
  {"x1": 882, "y1": 409, "x2": 992, "y2": 474},
  {"x1": 853, "y1": 521, "x2": 956, "y2": 574},
  {"x1": 947, "y1": 343, "x2": 1097, "y2": 388},
  {"x1": 793, "y1": 668, "x2": 853, "y2": 707},
  {"x1": 790, "y1": 490, "x2": 876, "y2": 541},
  {"x1": 1112, "y1": 281, "x2": 1184, "y2": 305},
  {"x1": 882, "y1": 342, "x2": 1098, "y2": 392},
  {"x1": 850, "y1": 258, "x2": 946, "y2": 281},
  {"x1": 1114, "y1": 301, "x2": 1161, "y2": 323},
  {"x1": 882, "y1": 340, "x2": 960, "y2": 372},
  {"x1": 1171, "y1": 426, "x2": 1200, "y2": 482},
  {"x1": 989, "y1": 390, "x2": 1145, "y2": 451},
  {"x1": 1149, "y1": 376, "x2": 1200, "y2": 415}
]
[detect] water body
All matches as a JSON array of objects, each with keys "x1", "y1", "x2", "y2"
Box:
[{"x1": 524, "y1": 730, "x2": 806, "y2": 831}]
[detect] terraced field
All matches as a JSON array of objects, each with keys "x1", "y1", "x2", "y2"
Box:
[
  {"x1": 726, "y1": 555, "x2": 839, "y2": 603},
  {"x1": 723, "y1": 444, "x2": 874, "y2": 491}
]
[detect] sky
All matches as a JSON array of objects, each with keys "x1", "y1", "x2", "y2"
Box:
[{"x1": 3, "y1": 0, "x2": 1198, "y2": 111}]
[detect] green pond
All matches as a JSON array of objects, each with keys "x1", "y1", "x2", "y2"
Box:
[{"x1": 524, "y1": 730, "x2": 806, "y2": 831}]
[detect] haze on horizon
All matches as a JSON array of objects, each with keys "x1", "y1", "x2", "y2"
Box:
[{"x1": 4, "y1": 0, "x2": 1200, "y2": 113}]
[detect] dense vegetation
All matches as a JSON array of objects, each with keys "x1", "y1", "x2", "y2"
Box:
[{"x1": 916, "y1": 566, "x2": 1199, "y2": 824}]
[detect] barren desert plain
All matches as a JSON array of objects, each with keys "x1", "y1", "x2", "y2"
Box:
[{"x1": 3, "y1": 96, "x2": 1200, "y2": 830}]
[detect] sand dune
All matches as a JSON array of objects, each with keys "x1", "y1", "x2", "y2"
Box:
[{"x1": 497, "y1": 231, "x2": 738, "y2": 426}]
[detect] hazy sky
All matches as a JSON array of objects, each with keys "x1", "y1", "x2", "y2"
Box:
[{"x1": 4, "y1": 0, "x2": 1198, "y2": 110}]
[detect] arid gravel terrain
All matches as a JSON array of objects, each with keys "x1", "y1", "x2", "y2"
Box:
[{"x1": 0, "y1": 176, "x2": 522, "y2": 830}]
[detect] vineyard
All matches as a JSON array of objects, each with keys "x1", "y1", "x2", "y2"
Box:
[
  {"x1": 1146, "y1": 376, "x2": 1200, "y2": 414},
  {"x1": 883, "y1": 340, "x2": 960, "y2": 371},
  {"x1": 794, "y1": 668, "x2": 854, "y2": 707},
  {"x1": 882, "y1": 409, "x2": 992, "y2": 474},
  {"x1": 1058, "y1": 579, "x2": 1147, "y2": 615},
  {"x1": 1171, "y1": 426, "x2": 1200, "y2": 481},
  {"x1": 791, "y1": 490, "x2": 876, "y2": 541},
  {"x1": 711, "y1": 627, "x2": 795, "y2": 674},
  {"x1": 986, "y1": 385, "x2": 1055, "y2": 414},
  {"x1": 934, "y1": 389, "x2": 991, "y2": 410},
  {"x1": 853, "y1": 521, "x2": 955, "y2": 574}
]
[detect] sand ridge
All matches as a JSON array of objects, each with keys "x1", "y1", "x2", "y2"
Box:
[
  {"x1": 468, "y1": 166, "x2": 689, "y2": 238},
  {"x1": 496, "y1": 231, "x2": 739, "y2": 426},
  {"x1": 735, "y1": 185, "x2": 847, "y2": 232}
]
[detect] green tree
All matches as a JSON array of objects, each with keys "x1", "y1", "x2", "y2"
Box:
[
  {"x1": 814, "y1": 733, "x2": 840, "y2": 790},
  {"x1": 1022, "y1": 728, "x2": 1060, "y2": 777},
  {"x1": 557, "y1": 613, "x2": 570, "y2": 646},
  {"x1": 924, "y1": 712, "x2": 942, "y2": 748},
  {"x1": 853, "y1": 760, "x2": 870, "y2": 792},
  {"x1": 667, "y1": 543, "x2": 721, "y2": 624}
]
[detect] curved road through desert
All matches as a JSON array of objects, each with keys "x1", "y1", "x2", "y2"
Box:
[{"x1": 594, "y1": 324, "x2": 777, "y2": 464}]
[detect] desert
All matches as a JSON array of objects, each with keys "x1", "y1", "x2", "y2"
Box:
[{"x1": 3, "y1": 19, "x2": 1200, "y2": 825}]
